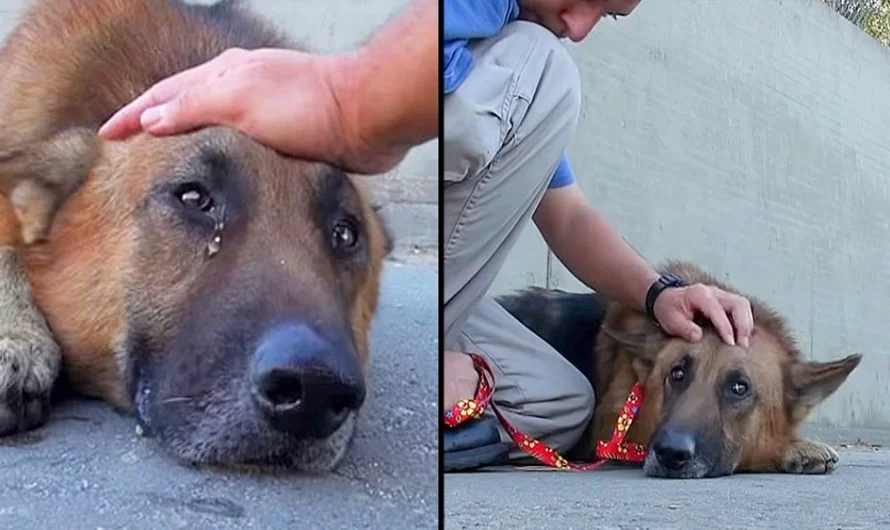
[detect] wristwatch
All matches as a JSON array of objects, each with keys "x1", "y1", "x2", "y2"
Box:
[{"x1": 645, "y1": 273, "x2": 686, "y2": 325}]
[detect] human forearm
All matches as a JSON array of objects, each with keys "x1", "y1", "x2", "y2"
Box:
[
  {"x1": 534, "y1": 186, "x2": 659, "y2": 311},
  {"x1": 97, "y1": 0, "x2": 437, "y2": 175},
  {"x1": 332, "y1": 0, "x2": 439, "y2": 161}
]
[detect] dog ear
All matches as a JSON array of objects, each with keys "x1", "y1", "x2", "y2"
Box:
[
  {"x1": 787, "y1": 353, "x2": 862, "y2": 423},
  {"x1": 600, "y1": 321, "x2": 667, "y2": 365},
  {"x1": 0, "y1": 127, "x2": 99, "y2": 244}
]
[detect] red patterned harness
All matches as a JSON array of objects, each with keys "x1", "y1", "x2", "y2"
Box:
[{"x1": 444, "y1": 353, "x2": 647, "y2": 470}]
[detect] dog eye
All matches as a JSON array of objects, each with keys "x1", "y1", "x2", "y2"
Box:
[
  {"x1": 731, "y1": 381, "x2": 749, "y2": 397},
  {"x1": 176, "y1": 183, "x2": 214, "y2": 212},
  {"x1": 331, "y1": 219, "x2": 359, "y2": 251},
  {"x1": 669, "y1": 366, "x2": 685, "y2": 382}
]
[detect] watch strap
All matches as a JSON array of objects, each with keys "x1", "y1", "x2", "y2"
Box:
[{"x1": 645, "y1": 273, "x2": 686, "y2": 325}]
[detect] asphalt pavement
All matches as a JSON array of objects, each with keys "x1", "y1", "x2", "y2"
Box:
[
  {"x1": 444, "y1": 428, "x2": 890, "y2": 530},
  {"x1": 0, "y1": 261, "x2": 438, "y2": 530}
]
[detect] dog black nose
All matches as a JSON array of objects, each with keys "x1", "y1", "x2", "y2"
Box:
[
  {"x1": 251, "y1": 323, "x2": 365, "y2": 439},
  {"x1": 652, "y1": 428, "x2": 696, "y2": 470}
]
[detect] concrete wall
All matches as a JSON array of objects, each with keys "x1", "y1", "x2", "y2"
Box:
[
  {"x1": 490, "y1": 0, "x2": 890, "y2": 429},
  {"x1": 0, "y1": 0, "x2": 438, "y2": 258}
]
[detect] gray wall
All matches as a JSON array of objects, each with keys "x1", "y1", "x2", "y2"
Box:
[
  {"x1": 490, "y1": 0, "x2": 890, "y2": 429},
  {"x1": 0, "y1": 0, "x2": 438, "y2": 258}
]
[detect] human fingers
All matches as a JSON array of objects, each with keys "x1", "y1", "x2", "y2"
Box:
[
  {"x1": 652, "y1": 289, "x2": 702, "y2": 342},
  {"x1": 718, "y1": 292, "x2": 754, "y2": 348},
  {"x1": 98, "y1": 72, "x2": 196, "y2": 139},
  {"x1": 664, "y1": 312, "x2": 704, "y2": 343},
  {"x1": 137, "y1": 78, "x2": 247, "y2": 136},
  {"x1": 444, "y1": 351, "x2": 479, "y2": 410},
  {"x1": 98, "y1": 48, "x2": 246, "y2": 139},
  {"x1": 686, "y1": 285, "x2": 736, "y2": 346}
]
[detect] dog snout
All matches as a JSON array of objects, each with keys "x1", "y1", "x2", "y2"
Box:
[
  {"x1": 652, "y1": 427, "x2": 696, "y2": 470},
  {"x1": 251, "y1": 323, "x2": 365, "y2": 439}
]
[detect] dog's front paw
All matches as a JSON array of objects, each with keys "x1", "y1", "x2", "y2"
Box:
[
  {"x1": 0, "y1": 332, "x2": 60, "y2": 436},
  {"x1": 780, "y1": 439, "x2": 840, "y2": 474},
  {"x1": 0, "y1": 247, "x2": 62, "y2": 435}
]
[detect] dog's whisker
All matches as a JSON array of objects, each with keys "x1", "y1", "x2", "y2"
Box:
[{"x1": 158, "y1": 397, "x2": 193, "y2": 405}]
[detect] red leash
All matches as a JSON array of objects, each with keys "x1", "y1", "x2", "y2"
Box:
[{"x1": 444, "y1": 353, "x2": 648, "y2": 470}]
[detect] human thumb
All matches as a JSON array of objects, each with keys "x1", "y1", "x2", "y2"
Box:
[
  {"x1": 670, "y1": 319, "x2": 703, "y2": 343},
  {"x1": 140, "y1": 103, "x2": 170, "y2": 128},
  {"x1": 139, "y1": 87, "x2": 226, "y2": 136}
]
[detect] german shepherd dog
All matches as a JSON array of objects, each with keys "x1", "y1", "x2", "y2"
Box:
[
  {"x1": 0, "y1": 0, "x2": 391, "y2": 472},
  {"x1": 498, "y1": 261, "x2": 862, "y2": 478}
]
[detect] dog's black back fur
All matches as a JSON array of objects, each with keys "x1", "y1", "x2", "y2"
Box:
[{"x1": 495, "y1": 287, "x2": 608, "y2": 391}]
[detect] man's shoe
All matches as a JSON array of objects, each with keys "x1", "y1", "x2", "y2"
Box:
[{"x1": 444, "y1": 417, "x2": 512, "y2": 472}]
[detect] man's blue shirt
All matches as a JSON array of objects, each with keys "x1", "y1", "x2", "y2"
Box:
[{"x1": 443, "y1": 0, "x2": 576, "y2": 189}]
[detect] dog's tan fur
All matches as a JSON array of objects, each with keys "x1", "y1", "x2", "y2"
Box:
[
  {"x1": 580, "y1": 261, "x2": 861, "y2": 475},
  {"x1": 0, "y1": 0, "x2": 389, "y2": 468}
]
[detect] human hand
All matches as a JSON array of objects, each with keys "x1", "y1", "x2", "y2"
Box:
[
  {"x1": 653, "y1": 284, "x2": 754, "y2": 347},
  {"x1": 444, "y1": 350, "x2": 480, "y2": 411},
  {"x1": 98, "y1": 47, "x2": 407, "y2": 174}
]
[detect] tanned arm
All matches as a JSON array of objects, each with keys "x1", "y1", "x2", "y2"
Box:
[
  {"x1": 334, "y1": 0, "x2": 439, "y2": 162},
  {"x1": 533, "y1": 184, "x2": 659, "y2": 311},
  {"x1": 534, "y1": 183, "x2": 754, "y2": 346}
]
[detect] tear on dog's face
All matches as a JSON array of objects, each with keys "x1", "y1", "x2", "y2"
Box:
[
  {"x1": 121, "y1": 130, "x2": 392, "y2": 472},
  {"x1": 16, "y1": 127, "x2": 391, "y2": 473},
  {"x1": 603, "y1": 316, "x2": 861, "y2": 479}
]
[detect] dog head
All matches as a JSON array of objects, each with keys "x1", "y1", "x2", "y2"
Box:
[
  {"x1": 601, "y1": 263, "x2": 861, "y2": 479},
  {"x1": 8, "y1": 126, "x2": 391, "y2": 472}
]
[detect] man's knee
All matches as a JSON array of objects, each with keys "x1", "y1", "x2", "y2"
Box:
[
  {"x1": 525, "y1": 360, "x2": 595, "y2": 454},
  {"x1": 562, "y1": 367, "x2": 596, "y2": 441},
  {"x1": 504, "y1": 366, "x2": 595, "y2": 459}
]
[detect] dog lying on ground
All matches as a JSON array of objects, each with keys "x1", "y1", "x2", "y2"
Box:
[
  {"x1": 0, "y1": 0, "x2": 391, "y2": 472},
  {"x1": 497, "y1": 261, "x2": 862, "y2": 478}
]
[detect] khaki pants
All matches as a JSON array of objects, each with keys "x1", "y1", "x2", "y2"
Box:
[{"x1": 443, "y1": 21, "x2": 595, "y2": 461}]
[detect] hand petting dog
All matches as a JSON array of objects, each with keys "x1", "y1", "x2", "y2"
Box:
[{"x1": 653, "y1": 284, "x2": 754, "y2": 348}]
